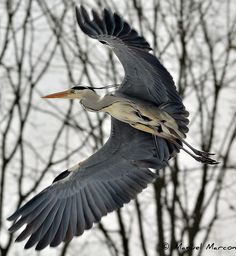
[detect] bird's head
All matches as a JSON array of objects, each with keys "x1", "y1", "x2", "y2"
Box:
[{"x1": 42, "y1": 86, "x2": 95, "y2": 100}]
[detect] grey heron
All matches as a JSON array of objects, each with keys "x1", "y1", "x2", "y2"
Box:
[{"x1": 8, "y1": 6, "x2": 218, "y2": 250}]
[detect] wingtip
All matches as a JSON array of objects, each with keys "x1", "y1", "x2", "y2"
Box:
[
  {"x1": 8, "y1": 225, "x2": 15, "y2": 233},
  {"x1": 7, "y1": 215, "x2": 13, "y2": 222},
  {"x1": 75, "y1": 5, "x2": 81, "y2": 22},
  {"x1": 24, "y1": 243, "x2": 32, "y2": 250},
  {"x1": 91, "y1": 8, "x2": 100, "y2": 17},
  {"x1": 75, "y1": 4, "x2": 84, "y2": 11},
  {"x1": 7, "y1": 211, "x2": 18, "y2": 222},
  {"x1": 15, "y1": 234, "x2": 24, "y2": 242},
  {"x1": 35, "y1": 243, "x2": 45, "y2": 251},
  {"x1": 75, "y1": 5, "x2": 87, "y2": 23},
  {"x1": 103, "y1": 8, "x2": 109, "y2": 16}
]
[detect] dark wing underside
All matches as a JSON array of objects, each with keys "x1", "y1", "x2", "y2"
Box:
[
  {"x1": 76, "y1": 6, "x2": 185, "y2": 107},
  {"x1": 8, "y1": 119, "x2": 175, "y2": 250}
]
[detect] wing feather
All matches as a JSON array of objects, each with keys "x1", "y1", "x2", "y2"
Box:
[
  {"x1": 50, "y1": 199, "x2": 69, "y2": 247},
  {"x1": 75, "y1": 5, "x2": 184, "y2": 106},
  {"x1": 35, "y1": 199, "x2": 67, "y2": 250},
  {"x1": 15, "y1": 200, "x2": 57, "y2": 242},
  {"x1": 50, "y1": 199, "x2": 71, "y2": 247},
  {"x1": 61, "y1": 197, "x2": 73, "y2": 242},
  {"x1": 113, "y1": 13, "x2": 124, "y2": 35},
  {"x1": 92, "y1": 9, "x2": 106, "y2": 33},
  {"x1": 96, "y1": 182, "x2": 117, "y2": 211},
  {"x1": 68, "y1": 195, "x2": 77, "y2": 238},
  {"x1": 8, "y1": 190, "x2": 48, "y2": 221},
  {"x1": 8, "y1": 120, "x2": 171, "y2": 250},
  {"x1": 87, "y1": 183, "x2": 107, "y2": 214},
  {"x1": 24, "y1": 202, "x2": 59, "y2": 249},
  {"x1": 84, "y1": 186, "x2": 103, "y2": 222},
  {"x1": 75, "y1": 190, "x2": 85, "y2": 236},
  {"x1": 104, "y1": 9, "x2": 115, "y2": 34},
  {"x1": 80, "y1": 188, "x2": 95, "y2": 230}
]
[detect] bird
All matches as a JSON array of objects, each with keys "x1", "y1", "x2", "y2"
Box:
[{"x1": 8, "y1": 5, "x2": 219, "y2": 250}]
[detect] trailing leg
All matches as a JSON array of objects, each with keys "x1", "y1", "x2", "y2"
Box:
[
  {"x1": 181, "y1": 140, "x2": 215, "y2": 158},
  {"x1": 172, "y1": 140, "x2": 219, "y2": 165}
]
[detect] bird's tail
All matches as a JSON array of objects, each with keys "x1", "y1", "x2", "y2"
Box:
[{"x1": 159, "y1": 101, "x2": 189, "y2": 138}]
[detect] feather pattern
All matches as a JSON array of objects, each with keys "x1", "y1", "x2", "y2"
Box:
[
  {"x1": 8, "y1": 119, "x2": 170, "y2": 250},
  {"x1": 75, "y1": 5, "x2": 187, "y2": 109}
]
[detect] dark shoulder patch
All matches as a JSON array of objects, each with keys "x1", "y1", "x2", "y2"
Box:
[{"x1": 53, "y1": 170, "x2": 70, "y2": 183}]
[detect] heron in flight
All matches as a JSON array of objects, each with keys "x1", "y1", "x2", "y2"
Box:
[{"x1": 8, "y1": 6, "x2": 218, "y2": 250}]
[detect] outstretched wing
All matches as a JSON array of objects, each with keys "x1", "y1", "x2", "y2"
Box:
[
  {"x1": 76, "y1": 6, "x2": 184, "y2": 106},
  {"x1": 8, "y1": 119, "x2": 175, "y2": 250}
]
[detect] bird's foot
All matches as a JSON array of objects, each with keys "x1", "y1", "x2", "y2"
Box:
[
  {"x1": 194, "y1": 150, "x2": 215, "y2": 158},
  {"x1": 194, "y1": 155, "x2": 220, "y2": 165}
]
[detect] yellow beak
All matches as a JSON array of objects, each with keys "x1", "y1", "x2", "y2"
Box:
[{"x1": 42, "y1": 89, "x2": 73, "y2": 99}]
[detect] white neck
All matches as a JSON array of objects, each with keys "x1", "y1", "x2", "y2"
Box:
[{"x1": 80, "y1": 90, "x2": 116, "y2": 111}]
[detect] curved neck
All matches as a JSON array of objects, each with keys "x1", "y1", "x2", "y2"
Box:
[{"x1": 80, "y1": 90, "x2": 116, "y2": 111}]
